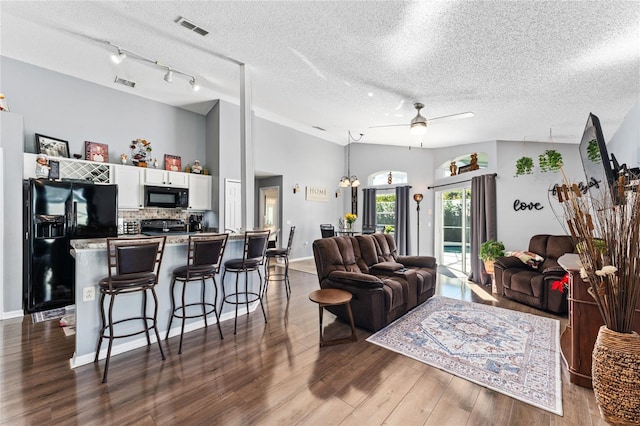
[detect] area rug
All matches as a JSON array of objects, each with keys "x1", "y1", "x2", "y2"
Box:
[{"x1": 366, "y1": 296, "x2": 563, "y2": 415}]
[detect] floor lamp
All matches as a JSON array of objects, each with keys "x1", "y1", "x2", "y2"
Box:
[{"x1": 413, "y1": 193, "x2": 423, "y2": 255}]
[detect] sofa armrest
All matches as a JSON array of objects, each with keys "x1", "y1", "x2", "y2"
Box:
[
  {"x1": 370, "y1": 262, "x2": 405, "y2": 275},
  {"x1": 396, "y1": 255, "x2": 436, "y2": 269},
  {"x1": 542, "y1": 265, "x2": 566, "y2": 275},
  {"x1": 327, "y1": 270, "x2": 383, "y2": 289}
]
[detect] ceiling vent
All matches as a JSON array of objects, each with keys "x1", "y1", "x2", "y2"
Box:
[
  {"x1": 176, "y1": 17, "x2": 209, "y2": 37},
  {"x1": 114, "y1": 76, "x2": 136, "y2": 88}
]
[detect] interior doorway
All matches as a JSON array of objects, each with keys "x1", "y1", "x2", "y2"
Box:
[
  {"x1": 436, "y1": 187, "x2": 471, "y2": 274},
  {"x1": 259, "y1": 186, "x2": 280, "y2": 246}
]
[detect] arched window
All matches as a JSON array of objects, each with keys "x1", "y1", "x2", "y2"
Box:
[{"x1": 368, "y1": 170, "x2": 408, "y2": 186}]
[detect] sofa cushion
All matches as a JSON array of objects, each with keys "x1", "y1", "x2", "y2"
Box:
[{"x1": 371, "y1": 261, "x2": 405, "y2": 273}]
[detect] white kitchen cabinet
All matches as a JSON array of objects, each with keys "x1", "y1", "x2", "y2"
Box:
[
  {"x1": 188, "y1": 174, "x2": 212, "y2": 210},
  {"x1": 144, "y1": 169, "x2": 188, "y2": 187},
  {"x1": 112, "y1": 165, "x2": 143, "y2": 209}
]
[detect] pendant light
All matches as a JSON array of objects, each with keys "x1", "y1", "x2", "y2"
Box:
[{"x1": 339, "y1": 131, "x2": 363, "y2": 187}]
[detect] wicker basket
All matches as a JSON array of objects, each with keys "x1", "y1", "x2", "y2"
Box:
[{"x1": 592, "y1": 326, "x2": 640, "y2": 425}]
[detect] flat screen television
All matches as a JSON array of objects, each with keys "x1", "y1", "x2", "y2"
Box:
[{"x1": 579, "y1": 113, "x2": 618, "y2": 202}]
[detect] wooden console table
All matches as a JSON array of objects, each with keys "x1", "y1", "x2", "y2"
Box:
[{"x1": 558, "y1": 253, "x2": 640, "y2": 388}]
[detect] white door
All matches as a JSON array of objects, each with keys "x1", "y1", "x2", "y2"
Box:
[{"x1": 225, "y1": 179, "x2": 242, "y2": 232}]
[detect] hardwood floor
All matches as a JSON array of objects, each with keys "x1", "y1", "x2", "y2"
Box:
[{"x1": 0, "y1": 264, "x2": 607, "y2": 425}]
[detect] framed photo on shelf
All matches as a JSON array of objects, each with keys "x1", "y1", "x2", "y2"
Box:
[
  {"x1": 164, "y1": 154, "x2": 181, "y2": 172},
  {"x1": 35, "y1": 134, "x2": 70, "y2": 158},
  {"x1": 84, "y1": 141, "x2": 109, "y2": 163},
  {"x1": 48, "y1": 160, "x2": 60, "y2": 180}
]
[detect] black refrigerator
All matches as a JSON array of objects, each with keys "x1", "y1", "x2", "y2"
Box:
[{"x1": 23, "y1": 179, "x2": 118, "y2": 313}]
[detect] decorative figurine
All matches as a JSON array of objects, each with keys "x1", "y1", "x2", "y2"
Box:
[
  {"x1": 153, "y1": 158, "x2": 159, "y2": 169},
  {"x1": 35, "y1": 154, "x2": 50, "y2": 178},
  {"x1": 449, "y1": 161, "x2": 458, "y2": 176},
  {"x1": 120, "y1": 153, "x2": 128, "y2": 164},
  {"x1": 470, "y1": 153, "x2": 479, "y2": 170},
  {"x1": 191, "y1": 160, "x2": 202, "y2": 174}
]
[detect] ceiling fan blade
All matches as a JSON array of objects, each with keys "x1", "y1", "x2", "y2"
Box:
[
  {"x1": 427, "y1": 111, "x2": 475, "y2": 123},
  {"x1": 368, "y1": 123, "x2": 409, "y2": 129}
]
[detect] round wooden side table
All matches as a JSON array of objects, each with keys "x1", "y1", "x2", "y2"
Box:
[{"x1": 308, "y1": 288, "x2": 358, "y2": 347}]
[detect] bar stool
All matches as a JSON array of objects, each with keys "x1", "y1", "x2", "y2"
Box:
[
  {"x1": 264, "y1": 226, "x2": 295, "y2": 299},
  {"x1": 95, "y1": 236, "x2": 166, "y2": 383},
  {"x1": 165, "y1": 233, "x2": 228, "y2": 354},
  {"x1": 221, "y1": 230, "x2": 270, "y2": 334}
]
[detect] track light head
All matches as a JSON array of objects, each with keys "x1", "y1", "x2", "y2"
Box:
[
  {"x1": 190, "y1": 78, "x2": 200, "y2": 91},
  {"x1": 110, "y1": 49, "x2": 126, "y2": 64},
  {"x1": 164, "y1": 68, "x2": 173, "y2": 83}
]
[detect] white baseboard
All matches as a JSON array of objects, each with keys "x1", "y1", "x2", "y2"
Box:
[
  {"x1": 289, "y1": 255, "x2": 314, "y2": 262},
  {"x1": 1, "y1": 309, "x2": 25, "y2": 320}
]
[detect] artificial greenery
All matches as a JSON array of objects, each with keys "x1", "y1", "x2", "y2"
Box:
[
  {"x1": 587, "y1": 139, "x2": 601, "y2": 162},
  {"x1": 479, "y1": 240, "x2": 505, "y2": 261},
  {"x1": 384, "y1": 225, "x2": 394, "y2": 234},
  {"x1": 538, "y1": 149, "x2": 563, "y2": 172},
  {"x1": 515, "y1": 156, "x2": 534, "y2": 176}
]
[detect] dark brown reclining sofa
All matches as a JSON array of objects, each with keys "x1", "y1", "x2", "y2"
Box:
[
  {"x1": 493, "y1": 234, "x2": 575, "y2": 314},
  {"x1": 312, "y1": 234, "x2": 437, "y2": 331}
]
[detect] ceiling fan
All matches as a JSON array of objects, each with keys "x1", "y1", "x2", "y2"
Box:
[{"x1": 369, "y1": 102, "x2": 474, "y2": 135}]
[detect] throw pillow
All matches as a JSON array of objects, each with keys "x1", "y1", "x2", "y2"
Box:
[{"x1": 512, "y1": 250, "x2": 544, "y2": 269}]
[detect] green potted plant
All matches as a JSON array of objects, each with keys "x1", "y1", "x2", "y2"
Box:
[
  {"x1": 479, "y1": 240, "x2": 505, "y2": 274},
  {"x1": 538, "y1": 149, "x2": 563, "y2": 172},
  {"x1": 515, "y1": 156, "x2": 534, "y2": 176}
]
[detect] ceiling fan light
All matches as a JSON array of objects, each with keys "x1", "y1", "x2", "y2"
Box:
[
  {"x1": 350, "y1": 177, "x2": 361, "y2": 187},
  {"x1": 410, "y1": 122, "x2": 427, "y2": 135},
  {"x1": 339, "y1": 177, "x2": 350, "y2": 187}
]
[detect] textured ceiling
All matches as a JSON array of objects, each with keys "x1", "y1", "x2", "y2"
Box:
[{"x1": 1, "y1": 1, "x2": 639, "y2": 147}]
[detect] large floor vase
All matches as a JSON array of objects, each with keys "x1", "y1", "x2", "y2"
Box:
[{"x1": 592, "y1": 326, "x2": 640, "y2": 425}]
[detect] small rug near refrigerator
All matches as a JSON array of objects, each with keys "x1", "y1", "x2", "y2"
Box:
[{"x1": 366, "y1": 296, "x2": 563, "y2": 415}]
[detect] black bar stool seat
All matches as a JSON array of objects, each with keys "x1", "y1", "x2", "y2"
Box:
[
  {"x1": 165, "y1": 233, "x2": 228, "y2": 354},
  {"x1": 221, "y1": 230, "x2": 270, "y2": 334},
  {"x1": 264, "y1": 226, "x2": 295, "y2": 299},
  {"x1": 95, "y1": 236, "x2": 167, "y2": 383}
]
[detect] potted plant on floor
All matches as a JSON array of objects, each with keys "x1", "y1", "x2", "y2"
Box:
[{"x1": 480, "y1": 240, "x2": 505, "y2": 274}]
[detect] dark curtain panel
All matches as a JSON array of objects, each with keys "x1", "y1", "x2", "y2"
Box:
[
  {"x1": 468, "y1": 173, "x2": 497, "y2": 285},
  {"x1": 362, "y1": 188, "x2": 377, "y2": 228},
  {"x1": 395, "y1": 186, "x2": 411, "y2": 255}
]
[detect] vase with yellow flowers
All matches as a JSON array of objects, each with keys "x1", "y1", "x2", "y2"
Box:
[
  {"x1": 552, "y1": 167, "x2": 640, "y2": 424},
  {"x1": 344, "y1": 213, "x2": 357, "y2": 231}
]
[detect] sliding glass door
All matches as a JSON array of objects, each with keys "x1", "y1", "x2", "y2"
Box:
[{"x1": 438, "y1": 187, "x2": 471, "y2": 274}]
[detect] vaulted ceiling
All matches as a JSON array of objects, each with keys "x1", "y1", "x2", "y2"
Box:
[{"x1": 1, "y1": 1, "x2": 638, "y2": 147}]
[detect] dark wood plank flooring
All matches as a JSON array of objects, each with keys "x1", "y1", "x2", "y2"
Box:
[{"x1": 0, "y1": 263, "x2": 607, "y2": 425}]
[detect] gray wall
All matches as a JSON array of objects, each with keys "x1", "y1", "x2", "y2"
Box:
[{"x1": 2, "y1": 57, "x2": 206, "y2": 163}]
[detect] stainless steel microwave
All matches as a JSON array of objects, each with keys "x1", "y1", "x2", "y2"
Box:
[{"x1": 144, "y1": 185, "x2": 189, "y2": 209}]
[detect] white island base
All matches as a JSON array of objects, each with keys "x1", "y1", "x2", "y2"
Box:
[{"x1": 70, "y1": 235, "x2": 260, "y2": 368}]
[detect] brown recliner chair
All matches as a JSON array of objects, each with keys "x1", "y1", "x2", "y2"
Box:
[{"x1": 494, "y1": 234, "x2": 575, "y2": 314}]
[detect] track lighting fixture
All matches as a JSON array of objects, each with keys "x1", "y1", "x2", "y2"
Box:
[
  {"x1": 110, "y1": 48, "x2": 127, "y2": 64},
  {"x1": 105, "y1": 41, "x2": 200, "y2": 91},
  {"x1": 164, "y1": 68, "x2": 173, "y2": 83}
]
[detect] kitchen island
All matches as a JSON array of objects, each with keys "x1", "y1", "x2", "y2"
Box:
[{"x1": 69, "y1": 233, "x2": 258, "y2": 368}]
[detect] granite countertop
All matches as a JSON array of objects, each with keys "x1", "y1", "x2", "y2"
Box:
[{"x1": 71, "y1": 232, "x2": 246, "y2": 250}]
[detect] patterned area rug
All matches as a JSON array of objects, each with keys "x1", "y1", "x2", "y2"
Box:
[{"x1": 367, "y1": 296, "x2": 563, "y2": 415}]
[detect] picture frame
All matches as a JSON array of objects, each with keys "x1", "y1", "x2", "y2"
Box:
[
  {"x1": 35, "y1": 134, "x2": 70, "y2": 158},
  {"x1": 84, "y1": 141, "x2": 109, "y2": 163},
  {"x1": 164, "y1": 154, "x2": 182, "y2": 172}
]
